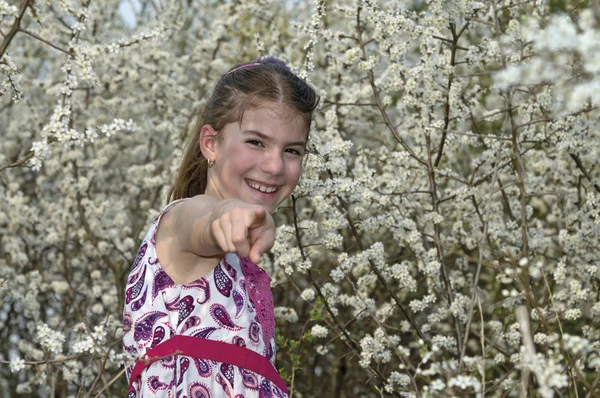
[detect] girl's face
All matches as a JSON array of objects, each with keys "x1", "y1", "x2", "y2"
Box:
[{"x1": 201, "y1": 102, "x2": 308, "y2": 213}]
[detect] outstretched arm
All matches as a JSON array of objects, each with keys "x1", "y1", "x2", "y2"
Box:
[{"x1": 169, "y1": 195, "x2": 275, "y2": 264}]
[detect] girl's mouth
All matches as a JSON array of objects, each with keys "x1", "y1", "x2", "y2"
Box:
[{"x1": 245, "y1": 179, "x2": 280, "y2": 195}]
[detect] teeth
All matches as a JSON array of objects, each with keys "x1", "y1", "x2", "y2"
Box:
[{"x1": 248, "y1": 181, "x2": 278, "y2": 193}]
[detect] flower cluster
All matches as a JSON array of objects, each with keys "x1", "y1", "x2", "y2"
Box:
[{"x1": 2, "y1": 0, "x2": 600, "y2": 396}]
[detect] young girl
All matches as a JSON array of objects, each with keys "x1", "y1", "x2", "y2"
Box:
[{"x1": 122, "y1": 58, "x2": 319, "y2": 397}]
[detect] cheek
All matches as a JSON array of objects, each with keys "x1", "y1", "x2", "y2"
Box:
[
  {"x1": 227, "y1": 146, "x2": 254, "y2": 172},
  {"x1": 287, "y1": 159, "x2": 303, "y2": 182}
]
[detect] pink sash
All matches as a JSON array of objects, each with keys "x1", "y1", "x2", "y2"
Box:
[{"x1": 128, "y1": 335, "x2": 288, "y2": 394}]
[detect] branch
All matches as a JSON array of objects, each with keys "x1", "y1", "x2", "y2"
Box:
[
  {"x1": 316, "y1": 150, "x2": 427, "y2": 342},
  {"x1": 425, "y1": 132, "x2": 463, "y2": 355},
  {"x1": 355, "y1": 6, "x2": 427, "y2": 167},
  {"x1": 569, "y1": 153, "x2": 600, "y2": 194},
  {"x1": 507, "y1": 95, "x2": 529, "y2": 259},
  {"x1": 459, "y1": 145, "x2": 503, "y2": 369},
  {"x1": 18, "y1": 27, "x2": 71, "y2": 55},
  {"x1": 0, "y1": 0, "x2": 32, "y2": 59},
  {"x1": 435, "y1": 22, "x2": 468, "y2": 168},
  {"x1": 290, "y1": 195, "x2": 400, "y2": 396}
]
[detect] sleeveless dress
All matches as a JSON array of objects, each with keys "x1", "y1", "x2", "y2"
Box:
[{"x1": 122, "y1": 198, "x2": 287, "y2": 397}]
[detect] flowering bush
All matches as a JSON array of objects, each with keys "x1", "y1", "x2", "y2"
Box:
[{"x1": 1, "y1": 0, "x2": 600, "y2": 396}]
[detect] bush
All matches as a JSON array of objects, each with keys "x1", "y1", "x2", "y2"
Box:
[{"x1": 1, "y1": 0, "x2": 599, "y2": 396}]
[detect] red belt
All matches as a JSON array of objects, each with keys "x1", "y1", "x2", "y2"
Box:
[{"x1": 128, "y1": 335, "x2": 288, "y2": 394}]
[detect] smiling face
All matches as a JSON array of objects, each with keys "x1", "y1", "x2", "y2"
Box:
[{"x1": 200, "y1": 102, "x2": 308, "y2": 213}]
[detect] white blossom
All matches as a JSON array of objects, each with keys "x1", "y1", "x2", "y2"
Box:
[
  {"x1": 310, "y1": 325, "x2": 329, "y2": 339},
  {"x1": 9, "y1": 358, "x2": 26, "y2": 373}
]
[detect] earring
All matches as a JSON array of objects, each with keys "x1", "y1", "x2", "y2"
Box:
[{"x1": 207, "y1": 159, "x2": 215, "y2": 168}]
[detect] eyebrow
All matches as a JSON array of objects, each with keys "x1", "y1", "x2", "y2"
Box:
[{"x1": 242, "y1": 130, "x2": 307, "y2": 147}]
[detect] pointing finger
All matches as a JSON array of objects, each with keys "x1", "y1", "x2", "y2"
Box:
[
  {"x1": 231, "y1": 218, "x2": 250, "y2": 259},
  {"x1": 247, "y1": 207, "x2": 267, "y2": 229}
]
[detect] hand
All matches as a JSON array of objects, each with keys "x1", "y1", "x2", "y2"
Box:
[{"x1": 208, "y1": 199, "x2": 275, "y2": 264}]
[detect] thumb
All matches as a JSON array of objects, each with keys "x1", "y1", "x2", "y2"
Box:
[{"x1": 248, "y1": 228, "x2": 275, "y2": 264}]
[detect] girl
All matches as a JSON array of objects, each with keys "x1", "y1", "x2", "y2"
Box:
[{"x1": 122, "y1": 57, "x2": 319, "y2": 397}]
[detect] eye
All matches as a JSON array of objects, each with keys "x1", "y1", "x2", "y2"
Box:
[
  {"x1": 285, "y1": 148, "x2": 303, "y2": 156},
  {"x1": 247, "y1": 140, "x2": 263, "y2": 147}
]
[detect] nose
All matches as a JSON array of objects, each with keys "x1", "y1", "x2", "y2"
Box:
[{"x1": 259, "y1": 150, "x2": 285, "y2": 176}]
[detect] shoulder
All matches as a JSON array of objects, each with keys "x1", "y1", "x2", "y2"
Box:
[{"x1": 156, "y1": 194, "x2": 221, "y2": 260}]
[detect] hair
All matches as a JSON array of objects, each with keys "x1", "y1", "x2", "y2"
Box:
[{"x1": 166, "y1": 57, "x2": 320, "y2": 203}]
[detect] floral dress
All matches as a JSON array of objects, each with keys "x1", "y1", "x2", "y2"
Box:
[{"x1": 122, "y1": 198, "x2": 287, "y2": 397}]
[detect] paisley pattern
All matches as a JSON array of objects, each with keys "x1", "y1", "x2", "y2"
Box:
[
  {"x1": 181, "y1": 316, "x2": 201, "y2": 334},
  {"x1": 126, "y1": 265, "x2": 147, "y2": 304},
  {"x1": 193, "y1": 327, "x2": 218, "y2": 339},
  {"x1": 248, "y1": 322, "x2": 260, "y2": 344},
  {"x1": 259, "y1": 379, "x2": 273, "y2": 398},
  {"x1": 134, "y1": 311, "x2": 167, "y2": 342},
  {"x1": 232, "y1": 290, "x2": 245, "y2": 318},
  {"x1": 214, "y1": 265, "x2": 233, "y2": 297},
  {"x1": 176, "y1": 295, "x2": 195, "y2": 326},
  {"x1": 148, "y1": 376, "x2": 169, "y2": 393},
  {"x1": 216, "y1": 373, "x2": 232, "y2": 398},
  {"x1": 178, "y1": 357, "x2": 190, "y2": 386},
  {"x1": 128, "y1": 261, "x2": 146, "y2": 284},
  {"x1": 240, "y1": 257, "x2": 275, "y2": 346},
  {"x1": 152, "y1": 269, "x2": 175, "y2": 301},
  {"x1": 131, "y1": 286, "x2": 148, "y2": 312},
  {"x1": 223, "y1": 258, "x2": 237, "y2": 279},
  {"x1": 188, "y1": 381, "x2": 212, "y2": 398},
  {"x1": 151, "y1": 326, "x2": 165, "y2": 348},
  {"x1": 193, "y1": 358, "x2": 212, "y2": 377},
  {"x1": 186, "y1": 278, "x2": 211, "y2": 304},
  {"x1": 123, "y1": 313, "x2": 132, "y2": 333},
  {"x1": 220, "y1": 363, "x2": 235, "y2": 389},
  {"x1": 232, "y1": 336, "x2": 246, "y2": 348},
  {"x1": 123, "y1": 198, "x2": 286, "y2": 397},
  {"x1": 131, "y1": 241, "x2": 147, "y2": 272},
  {"x1": 240, "y1": 368, "x2": 259, "y2": 390},
  {"x1": 210, "y1": 304, "x2": 242, "y2": 330}
]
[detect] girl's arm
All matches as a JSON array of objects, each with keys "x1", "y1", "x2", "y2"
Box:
[{"x1": 168, "y1": 195, "x2": 275, "y2": 264}]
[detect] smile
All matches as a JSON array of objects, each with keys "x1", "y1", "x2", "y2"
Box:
[{"x1": 245, "y1": 179, "x2": 280, "y2": 194}]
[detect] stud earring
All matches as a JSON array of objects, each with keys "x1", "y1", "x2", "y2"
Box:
[{"x1": 207, "y1": 159, "x2": 215, "y2": 168}]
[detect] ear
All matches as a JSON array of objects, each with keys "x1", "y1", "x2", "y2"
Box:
[{"x1": 199, "y1": 124, "x2": 219, "y2": 161}]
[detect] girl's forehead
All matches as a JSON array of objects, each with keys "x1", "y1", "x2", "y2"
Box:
[{"x1": 236, "y1": 104, "x2": 309, "y2": 136}]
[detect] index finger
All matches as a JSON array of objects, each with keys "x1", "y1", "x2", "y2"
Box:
[{"x1": 247, "y1": 207, "x2": 267, "y2": 229}]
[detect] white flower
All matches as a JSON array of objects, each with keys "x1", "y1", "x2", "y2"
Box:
[
  {"x1": 384, "y1": 371, "x2": 411, "y2": 393},
  {"x1": 9, "y1": 358, "x2": 26, "y2": 373},
  {"x1": 300, "y1": 288, "x2": 316, "y2": 302},
  {"x1": 273, "y1": 307, "x2": 299, "y2": 323},
  {"x1": 36, "y1": 324, "x2": 65, "y2": 354},
  {"x1": 310, "y1": 325, "x2": 329, "y2": 338},
  {"x1": 563, "y1": 308, "x2": 581, "y2": 321},
  {"x1": 534, "y1": 333, "x2": 548, "y2": 345},
  {"x1": 316, "y1": 345, "x2": 329, "y2": 355}
]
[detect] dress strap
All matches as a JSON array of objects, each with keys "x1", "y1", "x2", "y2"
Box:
[{"x1": 128, "y1": 335, "x2": 288, "y2": 394}]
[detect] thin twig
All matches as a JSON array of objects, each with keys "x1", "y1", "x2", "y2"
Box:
[
  {"x1": 18, "y1": 27, "x2": 71, "y2": 55},
  {"x1": 435, "y1": 21, "x2": 468, "y2": 168},
  {"x1": 459, "y1": 145, "x2": 503, "y2": 369},
  {"x1": 569, "y1": 153, "x2": 600, "y2": 194}
]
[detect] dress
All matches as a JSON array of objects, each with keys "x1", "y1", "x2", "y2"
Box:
[{"x1": 122, "y1": 198, "x2": 288, "y2": 397}]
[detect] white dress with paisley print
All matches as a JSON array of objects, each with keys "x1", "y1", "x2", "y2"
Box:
[{"x1": 122, "y1": 198, "x2": 287, "y2": 398}]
